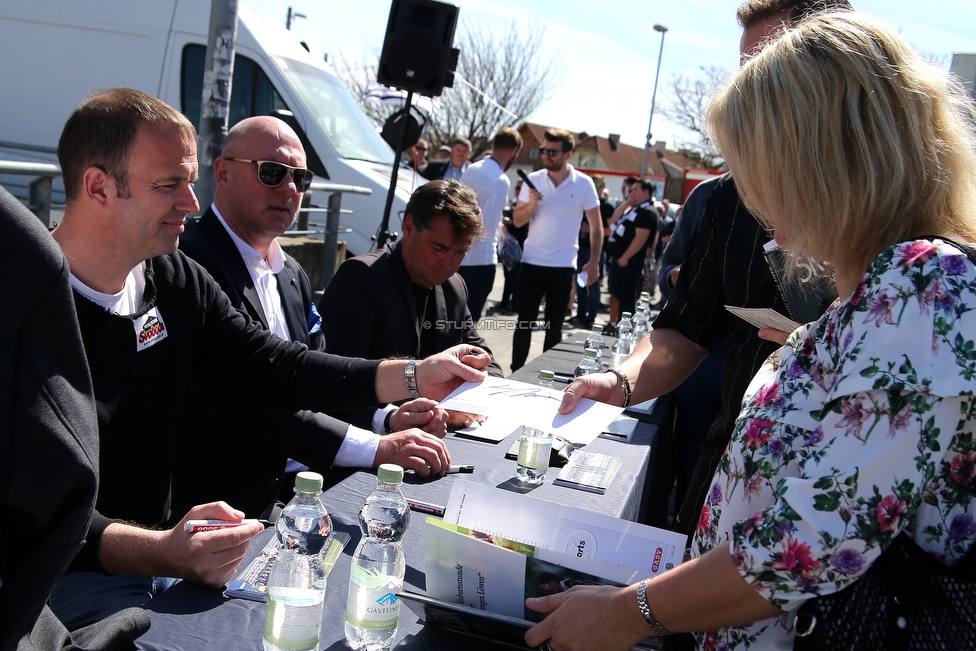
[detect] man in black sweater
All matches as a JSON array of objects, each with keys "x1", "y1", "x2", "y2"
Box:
[{"x1": 47, "y1": 88, "x2": 488, "y2": 629}]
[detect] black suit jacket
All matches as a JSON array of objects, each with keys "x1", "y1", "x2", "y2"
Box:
[
  {"x1": 0, "y1": 187, "x2": 148, "y2": 649},
  {"x1": 319, "y1": 241, "x2": 503, "y2": 428},
  {"x1": 173, "y1": 207, "x2": 348, "y2": 519}
]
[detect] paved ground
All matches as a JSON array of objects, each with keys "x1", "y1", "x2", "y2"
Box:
[{"x1": 477, "y1": 264, "x2": 664, "y2": 375}]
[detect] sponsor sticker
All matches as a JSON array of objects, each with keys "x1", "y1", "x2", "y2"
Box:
[{"x1": 134, "y1": 307, "x2": 168, "y2": 351}]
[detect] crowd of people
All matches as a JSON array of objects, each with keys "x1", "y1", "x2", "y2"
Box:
[{"x1": 3, "y1": 0, "x2": 975, "y2": 650}]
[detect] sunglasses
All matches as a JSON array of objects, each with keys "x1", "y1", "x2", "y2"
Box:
[
  {"x1": 224, "y1": 158, "x2": 314, "y2": 192},
  {"x1": 539, "y1": 147, "x2": 564, "y2": 157}
]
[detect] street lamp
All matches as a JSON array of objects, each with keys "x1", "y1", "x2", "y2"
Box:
[{"x1": 639, "y1": 24, "x2": 668, "y2": 180}]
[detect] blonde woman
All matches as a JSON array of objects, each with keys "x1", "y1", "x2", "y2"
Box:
[{"x1": 525, "y1": 11, "x2": 976, "y2": 651}]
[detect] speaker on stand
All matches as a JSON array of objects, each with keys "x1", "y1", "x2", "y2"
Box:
[{"x1": 374, "y1": 0, "x2": 460, "y2": 249}]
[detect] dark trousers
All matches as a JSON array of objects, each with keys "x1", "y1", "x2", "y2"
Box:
[
  {"x1": 456, "y1": 264, "x2": 496, "y2": 322},
  {"x1": 609, "y1": 256, "x2": 644, "y2": 316},
  {"x1": 511, "y1": 263, "x2": 574, "y2": 371},
  {"x1": 501, "y1": 262, "x2": 520, "y2": 309},
  {"x1": 575, "y1": 246, "x2": 603, "y2": 323}
]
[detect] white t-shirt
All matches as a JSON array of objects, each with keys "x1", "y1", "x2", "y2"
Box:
[
  {"x1": 518, "y1": 164, "x2": 599, "y2": 268},
  {"x1": 459, "y1": 157, "x2": 510, "y2": 267}
]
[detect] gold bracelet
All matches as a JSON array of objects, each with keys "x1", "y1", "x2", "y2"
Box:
[{"x1": 604, "y1": 368, "x2": 632, "y2": 407}]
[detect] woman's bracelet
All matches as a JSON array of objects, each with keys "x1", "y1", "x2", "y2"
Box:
[
  {"x1": 603, "y1": 368, "x2": 632, "y2": 408},
  {"x1": 637, "y1": 579, "x2": 672, "y2": 637}
]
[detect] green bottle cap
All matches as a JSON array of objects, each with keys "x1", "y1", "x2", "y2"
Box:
[
  {"x1": 591, "y1": 324, "x2": 604, "y2": 333},
  {"x1": 584, "y1": 348, "x2": 597, "y2": 358},
  {"x1": 377, "y1": 463, "x2": 404, "y2": 484},
  {"x1": 539, "y1": 370, "x2": 555, "y2": 382},
  {"x1": 295, "y1": 471, "x2": 323, "y2": 493},
  {"x1": 622, "y1": 312, "x2": 633, "y2": 319}
]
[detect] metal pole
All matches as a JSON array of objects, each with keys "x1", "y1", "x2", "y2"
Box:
[
  {"x1": 321, "y1": 191, "x2": 343, "y2": 288},
  {"x1": 639, "y1": 24, "x2": 668, "y2": 180},
  {"x1": 195, "y1": 0, "x2": 239, "y2": 213},
  {"x1": 375, "y1": 89, "x2": 414, "y2": 249}
]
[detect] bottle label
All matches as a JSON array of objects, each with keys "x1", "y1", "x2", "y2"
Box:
[
  {"x1": 518, "y1": 436, "x2": 550, "y2": 469},
  {"x1": 345, "y1": 565, "x2": 403, "y2": 630},
  {"x1": 263, "y1": 587, "x2": 324, "y2": 649}
]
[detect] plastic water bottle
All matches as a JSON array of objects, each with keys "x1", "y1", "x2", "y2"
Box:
[
  {"x1": 345, "y1": 464, "x2": 410, "y2": 651},
  {"x1": 618, "y1": 312, "x2": 635, "y2": 356},
  {"x1": 538, "y1": 369, "x2": 555, "y2": 389},
  {"x1": 632, "y1": 304, "x2": 649, "y2": 342},
  {"x1": 574, "y1": 348, "x2": 601, "y2": 377},
  {"x1": 517, "y1": 425, "x2": 553, "y2": 485},
  {"x1": 264, "y1": 472, "x2": 332, "y2": 651},
  {"x1": 584, "y1": 324, "x2": 606, "y2": 362}
]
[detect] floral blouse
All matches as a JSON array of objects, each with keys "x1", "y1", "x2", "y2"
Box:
[{"x1": 692, "y1": 239, "x2": 976, "y2": 650}]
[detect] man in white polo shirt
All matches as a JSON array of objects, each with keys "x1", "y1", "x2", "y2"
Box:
[
  {"x1": 510, "y1": 128, "x2": 603, "y2": 371},
  {"x1": 457, "y1": 127, "x2": 522, "y2": 320}
]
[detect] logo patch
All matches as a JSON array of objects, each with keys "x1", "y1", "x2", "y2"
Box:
[{"x1": 134, "y1": 307, "x2": 168, "y2": 351}]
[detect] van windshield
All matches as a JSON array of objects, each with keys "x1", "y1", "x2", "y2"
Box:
[{"x1": 275, "y1": 56, "x2": 394, "y2": 165}]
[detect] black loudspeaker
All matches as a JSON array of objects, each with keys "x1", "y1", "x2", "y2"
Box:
[
  {"x1": 380, "y1": 106, "x2": 426, "y2": 150},
  {"x1": 377, "y1": 0, "x2": 460, "y2": 97}
]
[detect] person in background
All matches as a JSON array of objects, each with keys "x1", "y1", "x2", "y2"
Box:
[
  {"x1": 175, "y1": 116, "x2": 452, "y2": 522},
  {"x1": 605, "y1": 179, "x2": 657, "y2": 326},
  {"x1": 458, "y1": 127, "x2": 523, "y2": 320},
  {"x1": 569, "y1": 173, "x2": 613, "y2": 328},
  {"x1": 421, "y1": 136, "x2": 471, "y2": 181},
  {"x1": 497, "y1": 179, "x2": 527, "y2": 314},
  {"x1": 529, "y1": 10, "x2": 976, "y2": 650},
  {"x1": 511, "y1": 128, "x2": 603, "y2": 371},
  {"x1": 407, "y1": 138, "x2": 428, "y2": 170}
]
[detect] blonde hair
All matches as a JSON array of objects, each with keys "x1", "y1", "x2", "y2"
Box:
[{"x1": 707, "y1": 12, "x2": 976, "y2": 281}]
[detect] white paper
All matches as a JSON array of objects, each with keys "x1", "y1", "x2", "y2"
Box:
[
  {"x1": 438, "y1": 376, "x2": 623, "y2": 446},
  {"x1": 442, "y1": 480, "x2": 687, "y2": 576},
  {"x1": 724, "y1": 305, "x2": 800, "y2": 332}
]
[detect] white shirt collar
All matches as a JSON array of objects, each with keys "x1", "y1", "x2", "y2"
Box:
[{"x1": 211, "y1": 203, "x2": 286, "y2": 273}]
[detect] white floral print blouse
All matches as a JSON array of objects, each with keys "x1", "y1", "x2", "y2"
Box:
[{"x1": 692, "y1": 239, "x2": 976, "y2": 650}]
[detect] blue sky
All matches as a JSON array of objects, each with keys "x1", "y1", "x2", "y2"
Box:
[{"x1": 248, "y1": 0, "x2": 976, "y2": 151}]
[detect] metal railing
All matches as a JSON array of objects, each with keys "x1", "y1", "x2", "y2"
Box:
[
  {"x1": 0, "y1": 160, "x2": 62, "y2": 226},
  {"x1": 0, "y1": 161, "x2": 370, "y2": 288}
]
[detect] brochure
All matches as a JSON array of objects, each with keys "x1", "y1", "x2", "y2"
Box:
[
  {"x1": 442, "y1": 480, "x2": 686, "y2": 576},
  {"x1": 552, "y1": 451, "x2": 622, "y2": 494},
  {"x1": 424, "y1": 519, "x2": 649, "y2": 621},
  {"x1": 224, "y1": 531, "x2": 350, "y2": 601},
  {"x1": 438, "y1": 376, "x2": 624, "y2": 446}
]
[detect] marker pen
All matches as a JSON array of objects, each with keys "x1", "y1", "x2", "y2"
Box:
[
  {"x1": 406, "y1": 499, "x2": 446, "y2": 517},
  {"x1": 184, "y1": 519, "x2": 260, "y2": 532},
  {"x1": 446, "y1": 464, "x2": 475, "y2": 474}
]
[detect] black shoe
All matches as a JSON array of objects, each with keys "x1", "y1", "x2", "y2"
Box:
[{"x1": 603, "y1": 322, "x2": 617, "y2": 336}]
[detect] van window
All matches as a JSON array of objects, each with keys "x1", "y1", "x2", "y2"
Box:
[
  {"x1": 272, "y1": 56, "x2": 394, "y2": 165},
  {"x1": 181, "y1": 45, "x2": 287, "y2": 130}
]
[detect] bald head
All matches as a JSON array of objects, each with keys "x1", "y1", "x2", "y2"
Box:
[{"x1": 212, "y1": 116, "x2": 309, "y2": 257}]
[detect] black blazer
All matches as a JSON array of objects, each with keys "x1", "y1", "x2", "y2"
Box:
[
  {"x1": 173, "y1": 207, "x2": 347, "y2": 520},
  {"x1": 0, "y1": 187, "x2": 149, "y2": 649},
  {"x1": 319, "y1": 241, "x2": 503, "y2": 428}
]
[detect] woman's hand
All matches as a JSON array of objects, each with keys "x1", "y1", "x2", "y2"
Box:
[{"x1": 525, "y1": 585, "x2": 649, "y2": 651}]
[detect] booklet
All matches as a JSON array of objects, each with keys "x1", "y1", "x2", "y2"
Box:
[
  {"x1": 224, "y1": 531, "x2": 351, "y2": 601},
  {"x1": 424, "y1": 519, "x2": 648, "y2": 621},
  {"x1": 442, "y1": 480, "x2": 686, "y2": 576},
  {"x1": 552, "y1": 451, "x2": 622, "y2": 494}
]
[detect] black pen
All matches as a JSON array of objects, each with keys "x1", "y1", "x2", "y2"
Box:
[{"x1": 446, "y1": 464, "x2": 475, "y2": 474}]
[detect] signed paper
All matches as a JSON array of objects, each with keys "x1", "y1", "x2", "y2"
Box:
[
  {"x1": 439, "y1": 376, "x2": 623, "y2": 446},
  {"x1": 724, "y1": 305, "x2": 800, "y2": 333}
]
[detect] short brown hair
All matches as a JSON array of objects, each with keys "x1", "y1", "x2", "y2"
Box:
[
  {"x1": 449, "y1": 136, "x2": 472, "y2": 150},
  {"x1": 492, "y1": 127, "x2": 522, "y2": 152},
  {"x1": 58, "y1": 88, "x2": 196, "y2": 201},
  {"x1": 735, "y1": 0, "x2": 851, "y2": 29},
  {"x1": 406, "y1": 179, "x2": 485, "y2": 241},
  {"x1": 543, "y1": 129, "x2": 575, "y2": 153}
]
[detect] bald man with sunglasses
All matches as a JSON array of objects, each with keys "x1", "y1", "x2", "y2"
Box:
[{"x1": 176, "y1": 116, "x2": 453, "y2": 520}]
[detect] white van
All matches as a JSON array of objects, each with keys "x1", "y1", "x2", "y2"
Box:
[{"x1": 0, "y1": 0, "x2": 409, "y2": 255}]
